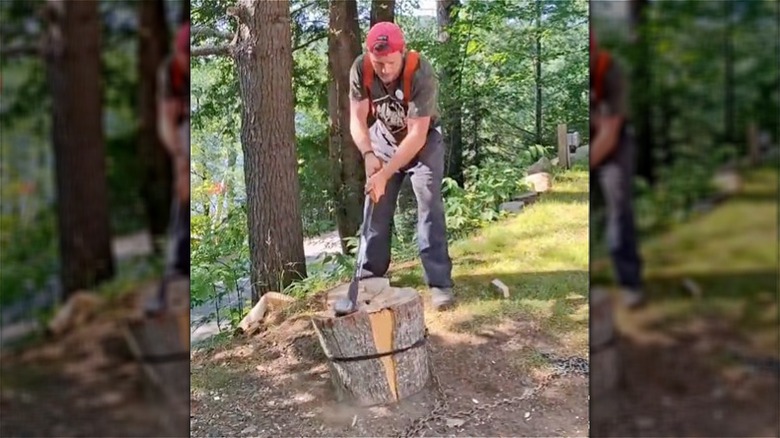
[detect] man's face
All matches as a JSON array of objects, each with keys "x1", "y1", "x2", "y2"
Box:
[{"x1": 369, "y1": 51, "x2": 404, "y2": 84}]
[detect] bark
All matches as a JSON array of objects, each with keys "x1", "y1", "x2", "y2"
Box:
[
  {"x1": 370, "y1": 0, "x2": 395, "y2": 26},
  {"x1": 437, "y1": 0, "x2": 464, "y2": 186},
  {"x1": 233, "y1": 0, "x2": 307, "y2": 302},
  {"x1": 629, "y1": 0, "x2": 655, "y2": 184},
  {"x1": 44, "y1": 0, "x2": 115, "y2": 297},
  {"x1": 138, "y1": 0, "x2": 172, "y2": 240},
  {"x1": 328, "y1": 0, "x2": 365, "y2": 254},
  {"x1": 535, "y1": 0, "x2": 543, "y2": 145}
]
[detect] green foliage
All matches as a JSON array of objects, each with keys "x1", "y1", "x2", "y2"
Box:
[
  {"x1": 442, "y1": 156, "x2": 533, "y2": 240},
  {"x1": 190, "y1": 206, "x2": 249, "y2": 309},
  {"x1": 0, "y1": 210, "x2": 58, "y2": 306}
]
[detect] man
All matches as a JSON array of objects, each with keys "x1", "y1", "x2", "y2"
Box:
[
  {"x1": 590, "y1": 32, "x2": 645, "y2": 309},
  {"x1": 146, "y1": 21, "x2": 190, "y2": 314},
  {"x1": 349, "y1": 22, "x2": 454, "y2": 311}
]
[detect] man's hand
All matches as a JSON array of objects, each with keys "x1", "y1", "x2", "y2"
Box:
[
  {"x1": 365, "y1": 167, "x2": 390, "y2": 203},
  {"x1": 364, "y1": 151, "x2": 383, "y2": 178}
]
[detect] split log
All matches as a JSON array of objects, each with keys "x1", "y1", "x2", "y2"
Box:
[
  {"x1": 47, "y1": 290, "x2": 104, "y2": 337},
  {"x1": 236, "y1": 291, "x2": 296, "y2": 336},
  {"x1": 311, "y1": 278, "x2": 429, "y2": 407},
  {"x1": 122, "y1": 278, "x2": 189, "y2": 436}
]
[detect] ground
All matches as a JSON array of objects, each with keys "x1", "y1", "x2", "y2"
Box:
[
  {"x1": 590, "y1": 165, "x2": 779, "y2": 437},
  {"x1": 190, "y1": 168, "x2": 590, "y2": 437},
  {"x1": 0, "y1": 279, "x2": 189, "y2": 438}
]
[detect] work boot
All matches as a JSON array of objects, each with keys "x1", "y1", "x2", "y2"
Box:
[
  {"x1": 621, "y1": 288, "x2": 646, "y2": 310},
  {"x1": 430, "y1": 287, "x2": 455, "y2": 311}
]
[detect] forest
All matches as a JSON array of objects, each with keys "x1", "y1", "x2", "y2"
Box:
[{"x1": 189, "y1": 0, "x2": 589, "y2": 329}]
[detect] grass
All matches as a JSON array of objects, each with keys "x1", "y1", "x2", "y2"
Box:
[
  {"x1": 595, "y1": 165, "x2": 778, "y2": 357},
  {"x1": 389, "y1": 167, "x2": 590, "y2": 359}
]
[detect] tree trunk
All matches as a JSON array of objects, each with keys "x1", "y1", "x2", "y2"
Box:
[
  {"x1": 723, "y1": 0, "x2": 735, "y2": 146},
  {"x1": 370, "y1": 0, "x2": 395, "y2": 26},
  {"x1": 328, "y1": 0, "x2": 365, "y2": 255},
  {"x1": 44, "y1": 0, "x2": 115, "y2": 297},
  {"x1": 535, "y1": 0, "x2": 543, "y2": 145},
  {"x1": 629, "y1": 0, "x2": 654, "y2": 184},
  {"x1": 138, "y1": 0, "x2": 172, "y2": 241},
  {"x1": 437, "y1": 0, "x2": 464, "y2": 187},
  {"x1": 233, "y1": 0, "x2": 307, "y2": 302}
]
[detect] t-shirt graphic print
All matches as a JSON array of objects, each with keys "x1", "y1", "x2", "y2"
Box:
[{"x1": 349, "y1": 52, "x2": 440, "y2": 162}]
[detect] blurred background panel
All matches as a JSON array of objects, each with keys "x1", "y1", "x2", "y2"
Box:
[
  {"x1": 590, "y1": 0, "x2": 779, "y2": 437},
  {"x1": 1, "y1": 1, "x2": 189, "y2": 437}
]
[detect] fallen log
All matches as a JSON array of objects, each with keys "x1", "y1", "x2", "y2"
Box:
[
  {"x1": 311, "y1": 278, "x2": 429, "y2": 407},
  {"x1": 235, "y1": 291, "x2": 296, "y2": 336}
]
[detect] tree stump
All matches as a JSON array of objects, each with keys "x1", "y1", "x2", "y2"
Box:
[
  {"x1": 311, "y1": 278, "x2": 429, "y2": 407},
  {"x1": 590, "y1": 287, "x2": 620, "y2": 425},
  {"x1": 122, "y1": 279, "x2": 189, "y2": 436}
]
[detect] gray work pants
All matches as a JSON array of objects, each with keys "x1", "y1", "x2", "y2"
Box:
[
  {"x1": 595, "y1": 127, "x2": 643, "y2": 290},
  {"x1": 357, "y1": 126, "x2": 454, "y2": 289}
]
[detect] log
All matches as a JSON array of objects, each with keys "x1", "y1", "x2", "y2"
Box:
[
  {"x1": 590, "y1": 287, "x2": 620, "y2": 425},
  {"x1": 311, "y1": 278, "x2": 429, "y2": 407},
  {"x1": 122, "y1": 278, "x2": 189, "y2": 436},
  {"x1": 236, "y1": 291, "x2": 296, "y2": 335}
]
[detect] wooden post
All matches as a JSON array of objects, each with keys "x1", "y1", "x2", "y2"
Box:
[
  {"x1": 557, "y1": 123, "x2": 569, "y2": 169},
  {"x1": 311, "y1": 278, "x2": 429, "y2": 407}
]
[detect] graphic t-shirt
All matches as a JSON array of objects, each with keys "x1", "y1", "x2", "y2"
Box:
[
  {"x1": 590, "y1": 55, "x2": 627, "y2": 135},
  {"x1": 349, "y1": 52, "x2": 440, "y2": 162}
]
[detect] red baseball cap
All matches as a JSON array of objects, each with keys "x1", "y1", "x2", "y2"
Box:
[
  {"x1": 366, "y1": 22, "x2": 405, "y2": 56},
  {"x1": 176, "y1": 22, "x2": 190, "y2": 54}
]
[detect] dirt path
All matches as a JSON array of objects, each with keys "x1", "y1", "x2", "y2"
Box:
[{"x1": 191, "y1": 315, "x2": 588, "y2": 438}]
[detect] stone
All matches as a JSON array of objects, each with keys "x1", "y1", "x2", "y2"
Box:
[
  {"x1": 571, "y1": 145, "x2": 590, "y2": 163},
  {"x1": 490, "y1": 279, "x2": 510, "y2": 299},
  {"x1": 523, "y1": 172, "x2": 552, "y2": 193},
  {"x1": 527, "y1": 156, "x2": 552, "y2": 175},
  {"x1": 499, "y1": 201, "x2": 524, "y2": 213},
  {"x1": 512, "y1": 191, "x2": 538, "y2": 205}
]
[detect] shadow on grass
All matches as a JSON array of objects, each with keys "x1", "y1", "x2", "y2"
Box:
[{"x1": 538, "y1": 190, "x2": 589, "y2": 205}]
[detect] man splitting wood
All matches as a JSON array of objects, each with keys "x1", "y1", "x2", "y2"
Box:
[
  {"x1": 146, "y1": 21, "x2": 191, "y2": 315},
  {"x1": 348, "y1": 22, "x2": 455, "y2": 311},
  {"x1": 590, "y1": 31, "x2": 645, "y2": 309}
]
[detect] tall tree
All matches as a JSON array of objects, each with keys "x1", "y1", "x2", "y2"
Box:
[
  {"x1": 43, "y1": 0, "x2": 114, "y2": 296},
  {"x1": 232, "y1": 0, "x2": 307, "y2": 301},
  {"x1": 629, "y1": 0, "x2": 655, "y2": 184},
  {"x1": 328, "y1": 0, "x2": 364, "y2": 253},
  {"x1": 370, "y1": 0, "x2": 395, "y2": 26},
  {"x1": 534, "y1": 0, "x2": 542, "y2": 145},
  {"x1": 138, "y1": 0, "x2": 172, "y2": 241},
  {"x1": 437, "y1": 0, "x2": 464, "y2": 186}
]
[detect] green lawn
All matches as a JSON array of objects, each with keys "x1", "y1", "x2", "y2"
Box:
[
  {"x1": 595, "y1": 165, "x2": 778, "y2": 356},
  {"x1": 389, "y1": 168, "x2": 590, "y2": 357}
]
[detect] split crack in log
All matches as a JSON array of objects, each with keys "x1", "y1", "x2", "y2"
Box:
[{"x1": 311, "y1": 278, "x2": 429, "y2": 406}]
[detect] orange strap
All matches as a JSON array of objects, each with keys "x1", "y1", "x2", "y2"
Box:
[
  {"x1": 593, "y1": 50, "x2": 611, "y2": 103},
  {"x1": 362, "y1": 50, "x2": 420, "y2": 117}
]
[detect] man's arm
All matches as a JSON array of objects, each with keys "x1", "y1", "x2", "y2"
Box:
[
  {"x1": 379, "y1": 57, "x2": 437, "y2": 175},
  {"x1": 590, "y1": 114, "x2": 623, "y2": 169},
  {"x1": 590, "y1": 62, "x2": 627, "y2": 169},
  {"x1": 348, "y1": 56, "x2": 374, "y2": 156},
  {"x1": 156, "y1": 63, "x2": 184, "y2": 160}
]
